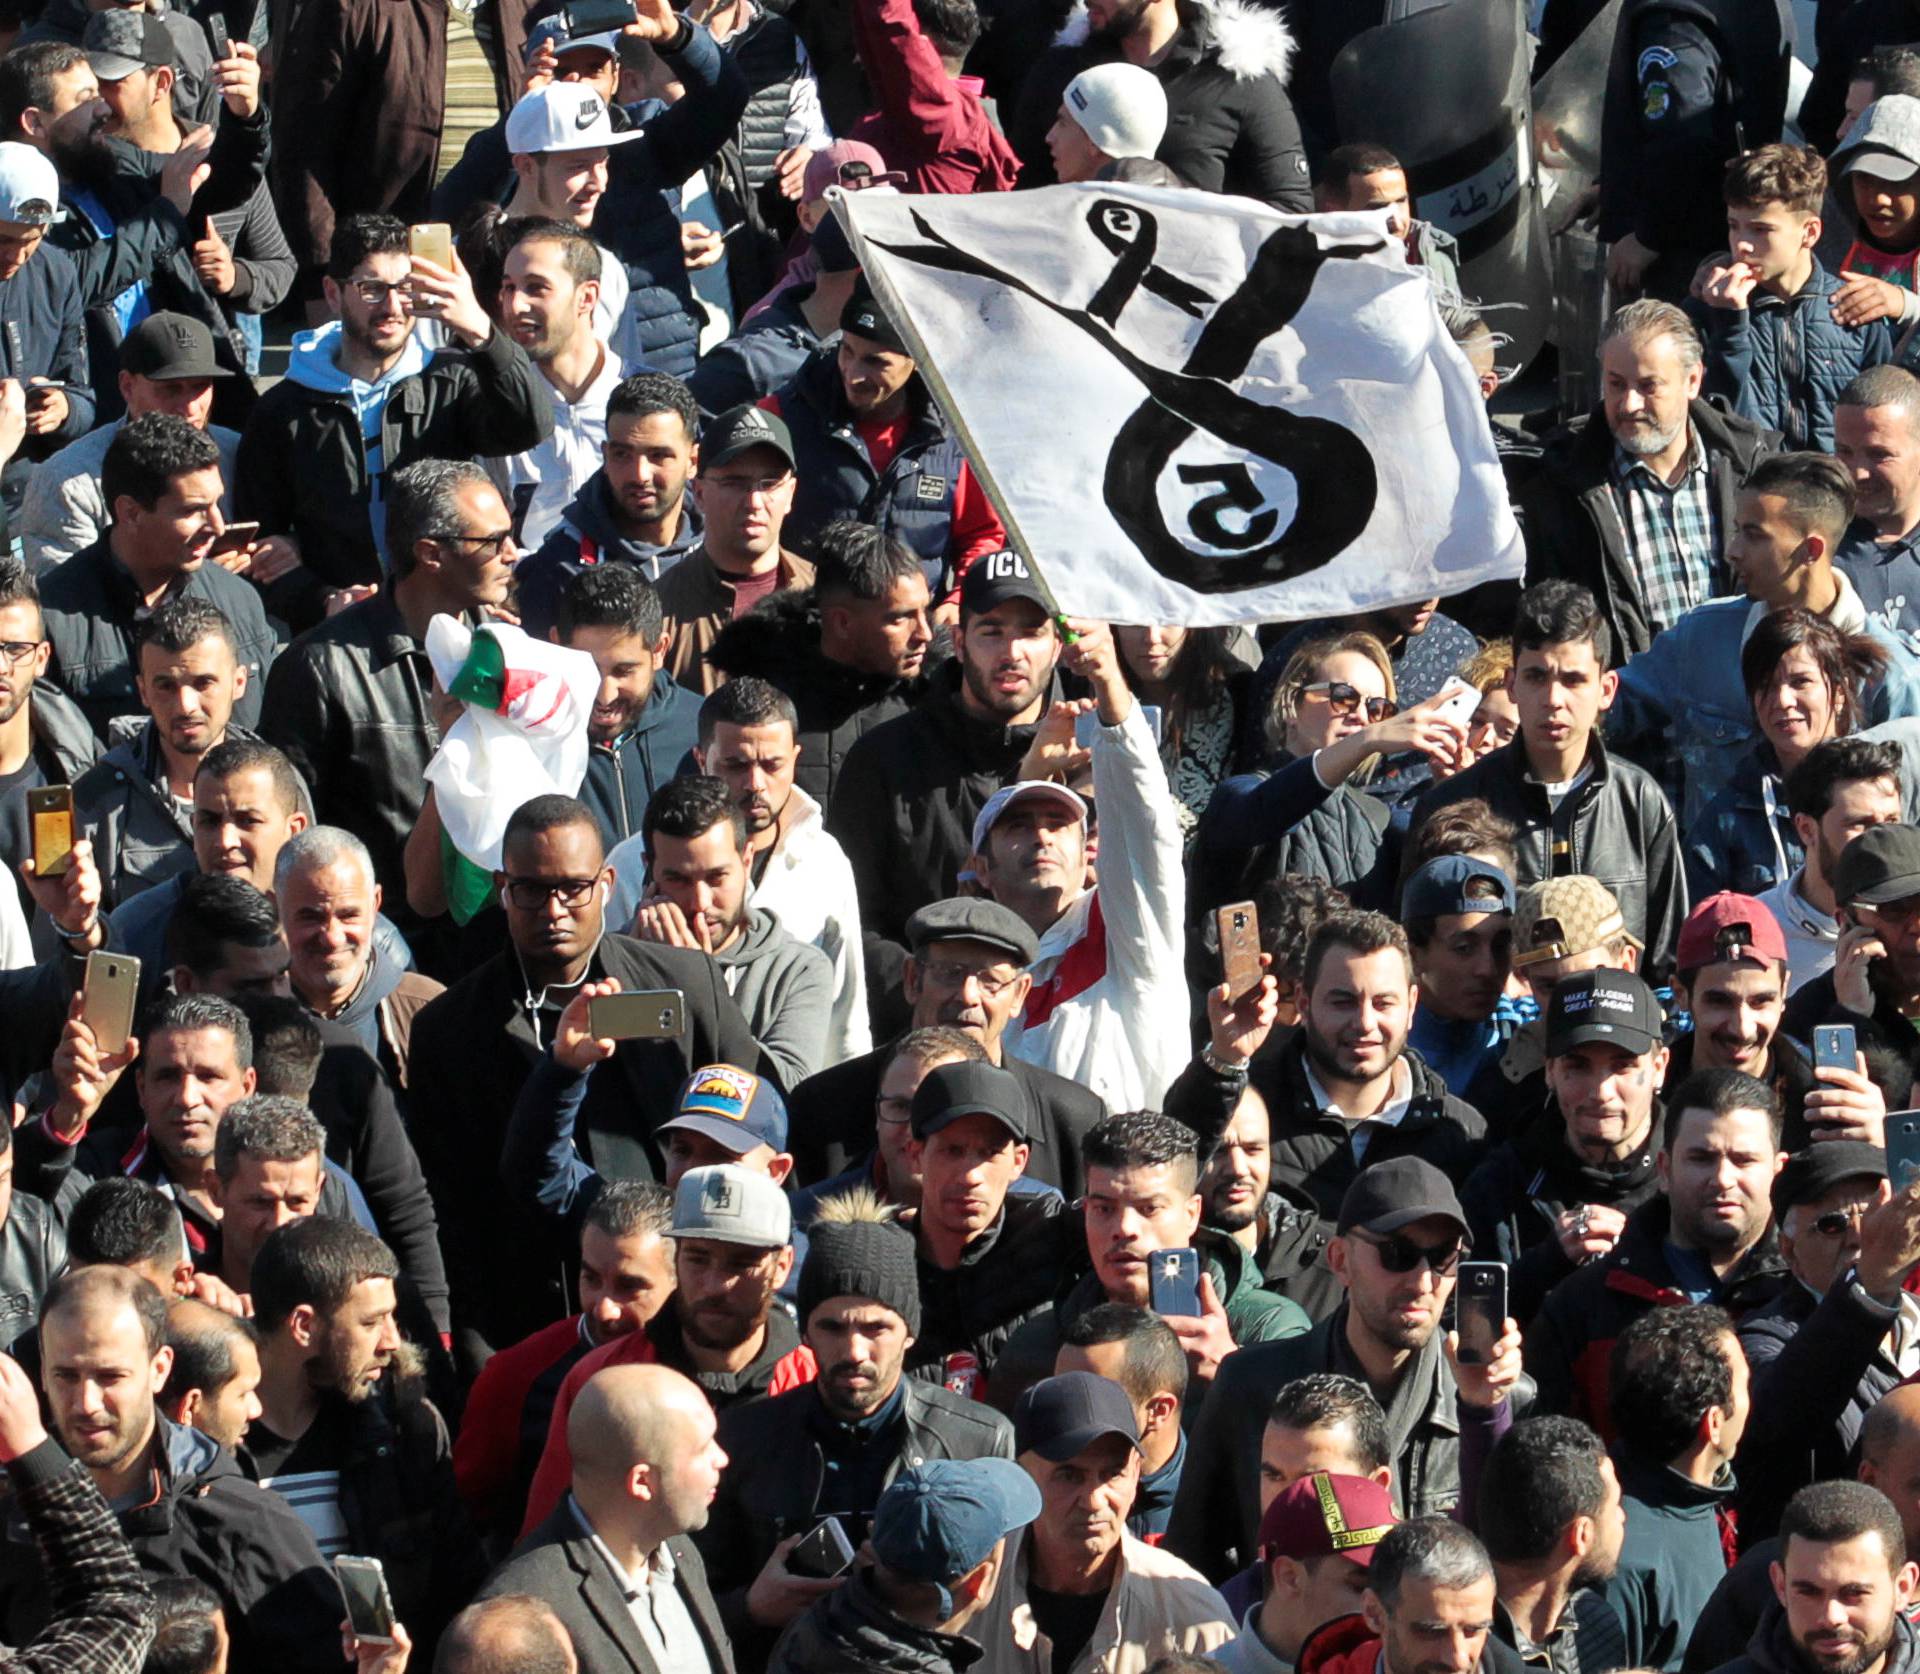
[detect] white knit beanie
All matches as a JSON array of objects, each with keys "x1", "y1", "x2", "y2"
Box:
[{"x1": 1063, "y1": 64, "x2": 1169, "y2": 161}]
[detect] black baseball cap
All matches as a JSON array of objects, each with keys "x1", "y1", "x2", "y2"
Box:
[
  {"x1": 960, "y1": 549, "x2": 1049, "y2": 617},
  {"x1": 1335, "y1": 1157, "x2": 1469, "y2": 1239},
  {"x1": 1834, "y1": 824, "x2": 1920, "y2": 908},
  {"x1": 700, "y1": 404, "x2": 796, "y2": 472},
  {"x1": 119, "y1": 312, "x2": 232, "y2": 382},
  {"x1": 839, "y1": 281, "x2": 910, "y2": 355},
  {"x1": 1544, "y1": 969, "x2": 1664, "y2": 1058},
  {"x1": 84, "y1": 9, "x2": 172, "y2": 78},
  {"x1": 1772, "y1": 1141, "x2": 1887, "y2": 1217},
  {"x1": 909, "y1": 1060, "x2": 1028, "y2": 1143},
  {"x1": 1014, "y1": 1371, "x2": 1141, "y2": 1461},
  {"x1": 904, "y1": 897, "x2": 1039, "y2": 964}
]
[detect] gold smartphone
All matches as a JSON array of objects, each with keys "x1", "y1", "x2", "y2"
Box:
[
  {"x1": 26, "y1": 785, "x2": 72, "y2": 878},
  {"x1": 81, "y1": 952, "x2": 141, "y2": 1056},
  {"x1": 587, "y1": 989, "x2": 686, "y2": 1041},
  {"x1": 408, "y1": 222, "x2": 453, "y2": 270}
]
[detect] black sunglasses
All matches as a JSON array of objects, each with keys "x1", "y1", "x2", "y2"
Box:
[
  {"x1": 1351, "y1": 1229, "x2": 1465, "y2": 1275},
  {"x1": 1302, "y1": 681, "x2": 1396, "y2": 723}
]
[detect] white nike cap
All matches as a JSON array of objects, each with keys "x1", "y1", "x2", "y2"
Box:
[{"x1": 504, "y1": 83, "x2": 645, "y2": 156}]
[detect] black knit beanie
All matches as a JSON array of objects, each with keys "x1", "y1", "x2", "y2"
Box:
[{"x1": 798, "y1": 1218, "x2": 922, "y2": 1335}]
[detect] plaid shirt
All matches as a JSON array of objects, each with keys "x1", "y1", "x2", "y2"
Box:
[
  {"x1": 1610, "y1": 429, "x2": 1723, "y2": 635},
  {"x1": 2, "y1": 1442, "x2": 156, "y2": 1672}
]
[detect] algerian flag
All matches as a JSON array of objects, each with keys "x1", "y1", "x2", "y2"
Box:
[{"x1": 424, "y1": 617, "x2": 601, "y2": 924}]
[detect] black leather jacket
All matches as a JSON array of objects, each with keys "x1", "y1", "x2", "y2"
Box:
[{"x1": 0, "y1": 1190, "x2": 66, "y2": 1354}]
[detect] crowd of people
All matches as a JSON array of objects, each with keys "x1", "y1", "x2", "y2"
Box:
[{"x1": 0, "y1": 0, "x2": 1917, "y2": 1668}]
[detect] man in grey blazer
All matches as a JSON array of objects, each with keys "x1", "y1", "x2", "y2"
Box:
[{"x1": 478, "y1": 1363, "x2": 735, "y2": 1674}]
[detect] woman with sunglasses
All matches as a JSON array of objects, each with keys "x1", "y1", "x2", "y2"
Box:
[
  {"x1": 1683, "y1": 609, "x2": 1887, "y2": 899},
  {"x1": 1192, "y1": 630, "x2": 1469, "y2": 915},
  {"x1": 1116, "y1": 624, "x2": 1251, "y2": 851}
]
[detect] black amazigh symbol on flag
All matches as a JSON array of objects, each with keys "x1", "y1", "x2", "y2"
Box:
[{"x1": 867, "y1": 202, "x2": 1383, "y2": 594}]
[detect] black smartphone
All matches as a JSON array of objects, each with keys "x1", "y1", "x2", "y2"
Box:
[
  {"x1": 1148, "y1": 1248, "x2": 1203, "y2": 1317},
  {"x1": 1889, "y1": 1112, "x2": 1920, "y2": 1193},
  {"x1": 207, "y1": 14, "x2": 232, "y2": 56},
  {"x1": 561, "y1": 0, "x2": 634, "y2": 33},
  {"x1": 787, "y1": 1515, "x2": 855, "y2": 1580},
  {"x1": 334, "y1": 1556, "x2": 395, "y2": 1645},
  {"x1": 1454, "y1": 1261, "x2": 1506, "y2": 1365},
  {"x1": 1814, "y1": 1024, "x2": 1858, "y2": 1074}
]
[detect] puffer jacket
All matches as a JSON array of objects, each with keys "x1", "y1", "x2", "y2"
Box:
[
  {"x1": 1696, "y1": 257, "x2": 1897, "y2": 450},
  {"x1": 1413, "y1": 733, "x2": 1688, "y2": 977},
  {"x1": 688, "y1": 280, "x2": 831, "y2": 420},
  {"x1": 1613, "y1": 575, "x2": 1920, "y2": 832},
  {"x1": 1518, "y1": 397, "x2": 1779, "y2": 661},
  {"x1": 1014, "y1": 0, "x2": 1310, "y2": 205},
  {"x1": 906, "y1": 1190, "x2": 1072, "y2": 1386},
  {"x1": 771, "y1": 1566, "x2": 984, "y2": 1674},
  {"x1": 513, "y1": 469, "x2": 707, "y2": 638},
  {"x1": 705, "y1": 588, "x2": 931, "y2": 807},
  {"x1": 1683, "y1": 742, "x2": 1800, "y2": 902},
  {"x1": 74, "y1": 719, "x2": 261, "y2": 908},
  {"x1": 430, "y1": 22, "x2": 750, "y2": 379}
]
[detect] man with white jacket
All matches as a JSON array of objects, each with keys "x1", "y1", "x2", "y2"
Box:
[{"x1": 975, "y1": 619, "x2": 1187, "y2": 1110}]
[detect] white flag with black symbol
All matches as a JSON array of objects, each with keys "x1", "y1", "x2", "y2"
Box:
[{"x1": 834, "y1": 184, "x2": 1524, "y2": 627}]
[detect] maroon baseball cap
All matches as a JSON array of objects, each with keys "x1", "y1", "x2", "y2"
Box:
[
  {"x1": 1675, "y1": 892, "x2": 1788, "y2": 975},
  {"x1": 1259, "y1": 1472, "x2": 1398, "y2": 1567}
]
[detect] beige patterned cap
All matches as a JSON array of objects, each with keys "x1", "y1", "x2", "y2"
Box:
[{"x1": 1511, "y1": 876, "x2": 1643, "y2": 968}]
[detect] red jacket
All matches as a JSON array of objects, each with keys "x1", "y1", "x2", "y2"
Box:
[
  {"x1": 521, "y1": 1319, "x2": 818, "y2": 1535},
  {"x1": 451, "y1": 1315, "x2": 595, "y2": 1533},
  {"x1": 846, "y1": 0, "x2": 1020, "y2": 193},
  {"x1": 1300, "y1": 1613, "x2": 1385, "y2": 1674}
]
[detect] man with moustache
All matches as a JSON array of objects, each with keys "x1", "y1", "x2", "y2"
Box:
[
  {"x1": 697, "y1": 1201, "x2": 1014, "y2": 1663},
  {"x1": 830, "y1": 549, "x2": 1063, "y2": 1003},
  {"x1": 488, "y1": 220, "x2": 628, "y2": 551},
  {"x1": 247, "y1": 1217, "x2": 483, "y2": 1656},
  {"x1": 1462, "y1": 969, "x2": 1670, "y2": 1324}
]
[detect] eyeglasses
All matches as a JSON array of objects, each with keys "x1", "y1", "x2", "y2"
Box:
[
  {"x1": 1808, "y1": 1202, "x2": 1873, "y2": 1238},
  {"x1": 1350, "y1": 1229, "x2": 1465, "y2": 1275},
  {"x1": 915, "y1": 957, "x2": 1022, "y2": 997},
  {"x1": 876, "y1": 1095, "x2": 913, "y2": 1126},
  {"x1": 1301, "y1": 682, "x2": 1396, "y2": 723},
  {"x1": 704, "y1": 474, "x2": 791, "y2": 500},
  {"x1": 430, "y1": 529, "x2": 517, "y2": 558},
  {"x1": 1864, "y1": 895, "x2": 1920, "y2": 925},
  {"x1": 501, "y1": 875, "x2": 600, "y2": 910},
  {"x1": 347, "y1": 278, "x2": 409, "y2": 307},
  {"x1": 0, "y1": 639, "x2": 41, "y2": 664}
]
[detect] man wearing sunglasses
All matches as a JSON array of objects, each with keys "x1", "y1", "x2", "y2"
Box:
[
  {"x1": 1526, "y1": 1064, "x2": 1789, "y2": 1433},
  {"x1": 1735, "y1": 1143, "x2": 1920, "y2": 1540},
  {"x1": 1169, "y1": 1158, "x2": 1489, "y2": 1586}
]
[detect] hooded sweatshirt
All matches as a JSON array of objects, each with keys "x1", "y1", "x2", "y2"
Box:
[
  {"x1": 282, "y1": 323, "x2": 429, "y2": 569},
  {"x1": 712, "y1": 906, "x2": 837, "y2": 1087},
  {"x1": 514, "y1": 468, "x2": 708, "y2": 637}
]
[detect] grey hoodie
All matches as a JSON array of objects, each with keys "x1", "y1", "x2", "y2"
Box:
[{"x1": 713, "y1": 906, "x2": 835, "y2": 1088}]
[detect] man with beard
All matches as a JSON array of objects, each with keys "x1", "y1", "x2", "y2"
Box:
[
  {"x1": 521, "y1": 1165, "x2": 814, "y2": 1531},
  {"x1": 1603, "y1": 1306, "x2": 1749, "y2": 1670},
  {"x1": 247, "y1": 1216, "x2": 483, "y2": 1657},
  {"x1": 654, "y1": 404, "x2": 814, "y2": 696},
  {"x1": 830, "y1": 549, "x2": 1062, "y2": 1005},
  {"x1": 1517, "y1": 302, "x2": 1777, "y2": 661},
  {"x1": 1714, "y1": 1482, "x2": 1920, "y2": 1674},
  {"x1": 488, "y1": 220, "x2": 628, "y2": 552},
  {"x1": 0, "y1": 141, "x2": 90, "y2": 517},
  {"x1": 635, "y1": 774, "x2": 834, "y2": 1085},
  {"x1": 236, "y1": 217, "x2": 549, "y2": 624},
  {"x1": 515, "y1": 371, "x2": 705, "y2": 637},
  {"x1": 40, "y1": 414, "x2": 272, "y2": 741},
  {"x1": 1202, "y1": 1083, "x2": 1341, "y2": 1326},
  {"x1": 1294, "y1": 1518, "x2": 1496, "y2": 1674},
  {"x1": 478, "y1": 1363, "x2": 735, "y2": 1673},
  {"x1": 1769, "y1": 740, "x2": 1905, "y2": 999},
  {"x1": 453, "y1": 1180, "x2": 675, "y2": 1542},
  {"x1": 0, "y1": 1264, "x2": 344, "y2": 1670},
  {"x1": 159, "y1": 1297, "x2": 261, "y2": 1452},
  {"x1": 1527, "y1": 1066, "x2": 1789, "y2": 1432},
  {"x1": 274, "y1": 825, "x2": 442, "y2": 1094},
  {"x1": 74, "y1": 597, "x2": 250, "y2": 905},
  {"x1": 703, "y1": 519, "x2": 934, "y2": 810},
  {"x1": 697, "y1": 1199, "x2": 1013, "y2": 1662},
  {"x1": 555, "y1": 562, "x2": 698, "y2": 854},
  {"x1": 1836, "y1": 367, "x2": 1920, "y2": 651},
  {"x1": 1461, "y1": 970, "x2": 1669, "y2": 1326},
  {"x1": 1478, "y1": 1417, "x2": 1629, "y2": 1672},
  {"x1": 764, "y1": 284, "x2": 1004, "y2": 597},
  {"x1": 1167, "y1": 909, "x2": 1488, "y2": 1232},
  {"x1": 786, "y1": 896, "x2": 1106, "y2": 1197},
  {"x1": 1168, "y1": 1160, "x2": 1493, "y2": 1584}
]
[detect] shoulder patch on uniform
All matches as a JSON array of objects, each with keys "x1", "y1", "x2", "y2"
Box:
[{"x1": 1637, "y1": 44, "x2": 1678, "y2": 80}]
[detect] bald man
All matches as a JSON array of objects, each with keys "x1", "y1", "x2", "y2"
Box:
[
  {"x1": 478, "y1": 1364, "x2": 733, "y2": 1674},
  {"x1": 1684, "y1": 1383, "x2": 1920, "y2": 1671},
  {"x1": 438, "y1": 1595, "x2": 578, "y2": 1674}
]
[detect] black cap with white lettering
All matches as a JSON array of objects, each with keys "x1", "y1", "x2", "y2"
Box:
[
  {"x1": 961, "y1": 549, "x2": 1048, "y2": 616},
  {"x1": 1544, "y1": 969, "x2": 1664, "y2": 1058},
  {"x1": 700, "y1": 403, "x2": 796, "y2": 472}
]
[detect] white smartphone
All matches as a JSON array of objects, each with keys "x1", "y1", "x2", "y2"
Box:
[{"x1": 1431, "y1": 676, "x2": 1481, "y2": 729}]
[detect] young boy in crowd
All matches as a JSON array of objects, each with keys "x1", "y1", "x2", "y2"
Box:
[
  {"x1": 1699, "y1": 144, "x2": 1897, "y2": 449},
  {"x1": 1826, "y1": 95, "x2": 1920, "y2": 339}
]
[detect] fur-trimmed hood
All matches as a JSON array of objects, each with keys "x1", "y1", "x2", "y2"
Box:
[{"x1": 1052, "y1": 0, "x2": 1295, "y2": 82}]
